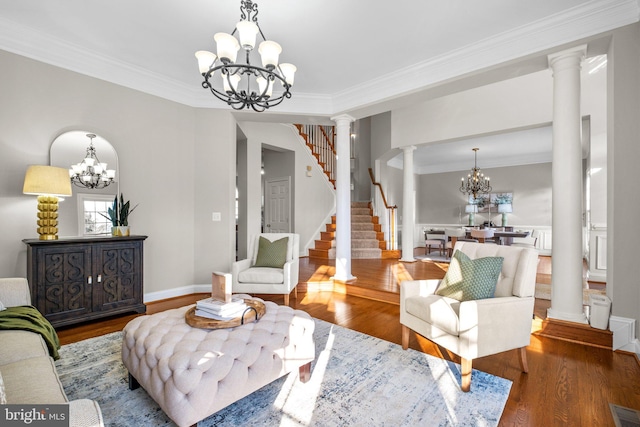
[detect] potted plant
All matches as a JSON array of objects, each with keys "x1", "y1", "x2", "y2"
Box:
[{"x1": 100, "y1": 194, "x2": 138, "y2": 236}]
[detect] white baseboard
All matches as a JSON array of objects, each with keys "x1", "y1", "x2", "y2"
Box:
[
  {"x1": 144, "y1": 284, "x2": 211, "y2": 303},
  {"x1": 610, "y1": 315, "x2": 637, "y2": 352}
]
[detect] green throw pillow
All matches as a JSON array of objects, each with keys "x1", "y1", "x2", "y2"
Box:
[
  {"x1": 254, "y1": 236, "x2": 289, "y2": 268},
  {"x1": 435, "y1": 250, "x2": 503, "y2": 301}
]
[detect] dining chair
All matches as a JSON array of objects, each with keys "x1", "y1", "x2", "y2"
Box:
[
  {"x1": 511, "y1": 229, "x2": 540, "y2": 249},
  {"x1": 424, "y1": 231, "x2": 445, "y2": 256},
  {"x1": 470, "y1": 228, "x2": 496, "y2": 243},
  {"x1": 444, "y1": 228, "x2": 477, "y2": 258}
]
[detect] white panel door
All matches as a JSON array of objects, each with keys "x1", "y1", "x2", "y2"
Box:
[{"x1": 265, "y1": 177, "x2": 290, "y2": 233}]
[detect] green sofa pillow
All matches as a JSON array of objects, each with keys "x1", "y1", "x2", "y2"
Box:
[
  {"x1": 254, "y1": 236, "x2": 289, "y2": 268},
  {"x1": 435, "y1": 250, "x2": 503, "y2": 301}
]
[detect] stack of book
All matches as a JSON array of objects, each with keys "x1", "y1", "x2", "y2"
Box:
[{"x1": 195, "y1": 297, "x2": 247, "y2": 320}]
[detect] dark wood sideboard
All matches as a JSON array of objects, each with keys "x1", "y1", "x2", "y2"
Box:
[{"x1": 23, "y1": 235, "x2": 147, "y2": 328}]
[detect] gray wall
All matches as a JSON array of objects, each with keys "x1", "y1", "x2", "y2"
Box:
[
  {"x1": 0, "y1": 49, "x2": 236, "y2": 297},
  {"x1": 237, "y1": 122, "x2": 335, "y2": 255},
  {"x1": 608, "y1": 23, "x2": 640, "y2": 336},
  {"x1": 352, "y1": 117, "x2": 372, "y2": 202},
  {"x1": 416, "y1": 163, "x2": 552, "y2": 226}
]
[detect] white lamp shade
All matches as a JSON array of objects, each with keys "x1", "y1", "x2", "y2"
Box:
[
  {"x1": 279, "y1": 63, "x2": 296, "y2": 86},
  {"x1": 256, "y1": 76, "x2": 274, "y2": 97},
  {"x1": 258, "y1": 40, "x2": 282, "y2": 68},
  {"x1": 498, "y1": 203, "x2": 513, "y2": 213},
  {"x1": 195, "y1": 50, "x2": 217, "y2": 74},
  {"x1": 106, "y1": 169, "x2": 116, "y2": 179},
  {"x1": 465, "y1": 204, "x2": 478, "y2": 213},
  {"x1": 23, "y1": 165, "x2": 72, "y2": 197},
  {"x1": 222, "y1": 73, "x2": 241, "y2": 92},
  {"x1": 83, "y1": 157, "x2": 95, "y2": 167},
  {"x1": 93, "y1": 163, "x2": 104, "y2": 174},
  {"x1": 236, "y1": 20, "x2": 259, "y2": 50},
  {"x1": 214, "y1": 33, "x2": 240, "y2": 63}
]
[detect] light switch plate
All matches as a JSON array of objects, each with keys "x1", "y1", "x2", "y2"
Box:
[{"x1": 212, "y1": 212, "x2": 221, "y2": 221}]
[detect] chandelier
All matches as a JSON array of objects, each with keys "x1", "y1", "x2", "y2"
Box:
[
  {"x1": 69, "y1": 134, "x2": 116, "y2": 189},
  {"x1": 195, "y1": 0, "x2": 296, "y2": 112},
  {"x1": 459, "y1": 148, "x2": 491, "y2": 200}
]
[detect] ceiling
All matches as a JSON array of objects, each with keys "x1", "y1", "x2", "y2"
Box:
[{"x1": 0, "y1": 0, "x2": 637, "y2": 170}]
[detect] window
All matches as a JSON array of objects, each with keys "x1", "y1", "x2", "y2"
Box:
[{"x1": 77, "y1": 194, "x2": 116, "y2": 236}]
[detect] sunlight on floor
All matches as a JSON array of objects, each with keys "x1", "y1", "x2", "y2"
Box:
[
  {"x1": 273, "y1": 325, "x2": 337, "y2": 426},
  {"x1": 391, "y1": 262, "x2": 413, "y2": 284},
  {"x1": 306, "y1": 265, "x2": 335, "y2": 285}
]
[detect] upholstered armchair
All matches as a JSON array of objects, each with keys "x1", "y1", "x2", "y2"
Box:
[
  {"x1": 232, "y1": 233, "x2": 300, "y2": 306},
  {"x1": 400, "y1": 242, "x2": 538, "y2": 391}
]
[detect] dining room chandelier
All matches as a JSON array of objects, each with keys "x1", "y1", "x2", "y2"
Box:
[
  {"x1": 195, "y1": 0, "x2": 296, "y2": 112},
  {"x1": 69, "y1": 133, "x2": 116, "y2": 189},
  {"x1": 459, "y1": 148, "x2": 492, "y2": 200}
]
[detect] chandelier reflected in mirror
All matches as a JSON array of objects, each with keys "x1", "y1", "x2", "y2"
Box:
[
  {"x1": 460, "y1": 148, "x2": 491, "y2": 200},
  {"x1": 69, "y1": 133, "x2": 116, "y2": 189},
  {"x1": 195, "y1": 0, "x2": 296, "y2": 112}
]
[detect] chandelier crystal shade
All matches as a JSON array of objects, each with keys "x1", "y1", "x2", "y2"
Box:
[
  {"x1": 195, "y1": 0, "x2": 296, "y2": 112},
  {"x1": 69, "y1": 133, "x2": 116, "y2": 189},
  {"x1": 459, "y1": 148, "x2": 492, "y2": 200}
]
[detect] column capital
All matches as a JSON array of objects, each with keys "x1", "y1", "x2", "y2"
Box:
[
  {"x1": 330, "y1": 114, "x2": 355, "y2": 125},
  {"x1": 402, "y1": 145, "x2": 417, "y2": 153},
  {"x1": 548, "y1": 44, "x2": 587, "y2": 69}
]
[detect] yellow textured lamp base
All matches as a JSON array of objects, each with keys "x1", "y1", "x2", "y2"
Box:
[{"x1": 36, "y1": 195, "x2": 60, "y2": 240}]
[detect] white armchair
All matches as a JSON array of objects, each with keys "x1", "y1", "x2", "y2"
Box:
[
  {"x1": 232, "y1": 233, "x2": 300, "y2": 306},
  {"x1": 400, "y1": 242, "x2": 538, "y2": 391}
]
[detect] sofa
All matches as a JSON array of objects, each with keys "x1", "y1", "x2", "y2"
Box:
[{"x1": 0, "y1": 277, "x2": 104, "y2": 427}]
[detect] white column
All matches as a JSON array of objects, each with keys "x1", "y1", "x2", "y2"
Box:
[
  {"x1": 400, "y1": 146, "x2": 417, "y2": 262},
  {"x1": 547, "y1": 45, "x2": 588, "y2": 323},
  {"x1": 331, "y1": 114, "x2": 356, "y2": 282}
]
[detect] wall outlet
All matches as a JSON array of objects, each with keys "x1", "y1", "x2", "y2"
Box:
[{"x1": 212, "y1": 212, "x2": 221, "y2": 221}]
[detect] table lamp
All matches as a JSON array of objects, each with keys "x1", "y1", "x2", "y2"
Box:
[
  {"x1": 465, "y1": 204, "x2": 478, "y2": 226},
  {"x1": 23, "y1": 165, "x2": 73, "y2": 240},
  {"x1": 497, "y1": 203, "x2": 513, "y2": 226}
]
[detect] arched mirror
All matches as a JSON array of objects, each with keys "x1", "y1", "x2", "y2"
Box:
[{"x1": 50, "y1": 131, "x2": 119, "y2": 237}]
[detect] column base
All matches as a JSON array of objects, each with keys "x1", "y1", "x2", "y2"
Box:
[
  {"x1": 546, "y1": 307, "x2": 588, "y2": 324},
  {"x1": 331, "y1": 274, "x2": 357, "y2": 283},
  {"x1": 399, "y1": 257, "x2": 416, "y2": 263}
]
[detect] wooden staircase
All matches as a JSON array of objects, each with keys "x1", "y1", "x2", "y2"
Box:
[
  {"x1": 294, "y1": 124, "x2": 336, "y2": 188},
  {"x1": 309, "y1": 201, "x2": 400, "y2": 259}
]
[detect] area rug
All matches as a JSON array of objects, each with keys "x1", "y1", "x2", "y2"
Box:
[
  {"x1": 534, "y1": 282, "x2": 606, "y2": 304},
  {"x1": 56, "y1": 319, "x2": 511, "y2": 427}
]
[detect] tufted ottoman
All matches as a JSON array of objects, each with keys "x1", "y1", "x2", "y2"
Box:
[{"x1": 121, "y1": 297, "x2": 315, "y2": 427}]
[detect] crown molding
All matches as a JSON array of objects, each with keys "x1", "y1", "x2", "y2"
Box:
[
  {"x1": 0, "y1": 0, "x2": 637, "y2": 116},
  {"x1": 331, "y1": 0, "x2": 640, "y2": 114}
]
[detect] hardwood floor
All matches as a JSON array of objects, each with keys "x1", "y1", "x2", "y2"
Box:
[{"x1": 56, "y1": 254, "x2": 640, "y2": 427}]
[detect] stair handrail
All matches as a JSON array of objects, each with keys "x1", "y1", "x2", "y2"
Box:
[
  {"x1": 368, "y1": 168, "x2": 398, "y2": 250},
  {"x1": 295, "y1": 124, "x2": 336, "y2": 188}
]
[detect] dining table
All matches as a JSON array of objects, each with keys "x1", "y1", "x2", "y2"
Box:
[{"x1": 493, "y1": 230, "x2": 530, "y2": 245}]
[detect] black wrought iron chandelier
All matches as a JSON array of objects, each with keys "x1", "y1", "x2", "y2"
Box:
[
  {"x1": 69, "y1": 134, "x2": 115, "y2": 189},
  {"x1": 460, "y1": 148, "x2": 491, "y2": 200},
  {"x1": 195, "y1": 0, "x2": 296, "y2": 112}
]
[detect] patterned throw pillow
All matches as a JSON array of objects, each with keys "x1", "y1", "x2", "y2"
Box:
[
  {"x1": 435, "y1": 250, "x2": 503, "y2": 301},
  {"x1": 254, "y1": 236, "x2": 289, "y2": 268}
]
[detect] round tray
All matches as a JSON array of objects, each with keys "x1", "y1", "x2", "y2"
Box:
[{"x1": 185, "y1": 299, "x2": 266, "y2": 329}]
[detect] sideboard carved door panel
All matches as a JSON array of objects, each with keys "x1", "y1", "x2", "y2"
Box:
[
  {"x1": 24, "y1": 235, "x2": 147, "y2": 328},
  {"x1": 93, "y1": 242, "x2": 142, "y2": 312},
  {"x1": 35, "y1": 245, "x2": 92, "y2": 325}
]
